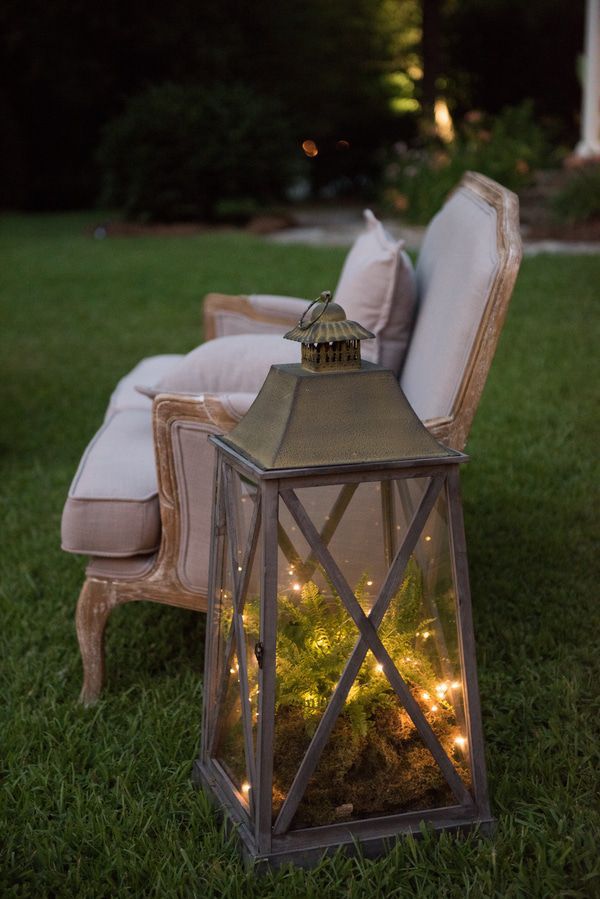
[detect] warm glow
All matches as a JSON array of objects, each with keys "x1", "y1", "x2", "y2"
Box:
[
  {"x1": 367, "y1": 580, "x2": 373, "y2": 586},
  {"x1": 302, "y1": 139, "x2": 318, "y2": 158},
  {"x1": 451, "y1": 681, "x2": 460, "y2": 690},
  {"x1": 434, "y1": 98, "x2": 455, "y2": 143},
  {"x1": 421, "y1": 691, "x2": 430, "y2": 701},
  {"x1": 422, "y1": 631, "x2": 431, "y2": 640},
  {"x1": 237, "y1": 565, "x2": 242, "y2": 572},
  {"x1": 454, "y1": 736, "x2": 467, "y2": 749},
  {"x1": 375, "y1": 664, "x2": 384, "y2": 673},
  {"x1": 430, "y1": 704, "x2": 438, "y2": 712},
  {"x1": 424, "y1": 535, "x2": 432, "y2": 542},
  {"x1": 241, "y1": 782, "x2": 251, "y2": 794},
  {"x1": 229, "y1": 667, "x2": 236, "y2": 675},
  {"x1": 293, "y1": 583, "x2": 301, "y2": 592}
]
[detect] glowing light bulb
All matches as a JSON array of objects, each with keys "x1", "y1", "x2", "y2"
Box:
[
  {"x1": 241, "y1": 782, "x2": 251, "y2": 795},
  {"x1": 237, "y1": 565, "x2": 243, "y2": 572},
  {"x1": 229, "y1": 667, "x2": 236, "y2": 675},
  {"x1": 435, "y1": 683, "x2": 447, "y2": 698},
  {"x1": 454, "y1": 736, "x2": 467, "y2": 749},
  {"x1": 367, "y1": 580, "x2": 373, "y2": 586},
  {"x1": 421, "y1": 692, "x2": 430, "y2": 701},
  {"x1": 425, "y1": 535, "x2": 432, "y2": 542},
  {"x1": 422, "y1": 630, "x2": 431, "y2": 640},
  {"x1": 375, "y1": 664, "x2": 384, "y2": 673},
  {"x1": 293, "y1": 583, "x2": 301, "y2": 592},
  {"x1": 451, "y1": 681, "x2": 460, "y2": 689},
  {"x1": 430, "y1": 704, "x2": 438, "y2": 712}
]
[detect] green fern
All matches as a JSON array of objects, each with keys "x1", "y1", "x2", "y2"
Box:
[{"x1": 273, "y1": 563, "x2": 447, "y2": 738}]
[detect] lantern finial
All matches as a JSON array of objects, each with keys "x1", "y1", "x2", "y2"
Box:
[{"x1": 284, "y1": 291, "x2": 374, "y2": 372}]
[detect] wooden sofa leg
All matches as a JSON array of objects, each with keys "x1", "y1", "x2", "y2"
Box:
[{"x1": 75, "y1": 577, "x2": 120, "y2": 705}]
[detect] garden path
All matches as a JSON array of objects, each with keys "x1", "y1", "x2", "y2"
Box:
[{"x1": 265, "y1": 204, "x2": 600, "y2": 256}]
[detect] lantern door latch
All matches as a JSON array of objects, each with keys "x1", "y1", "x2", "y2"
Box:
[{"x1": 254, "y1": 641, "x2": 264, "y2": 669}]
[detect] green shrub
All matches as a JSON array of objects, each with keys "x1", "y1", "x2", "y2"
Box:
[
  {"x1": 553, "y1": 165, "x2": 600, "y2": 223},
  {"x1": 98, "y1": 82, "x2": 297, "y2": 221},
  {"x1": 383, "y1": 102, "x2": 550, "y2": 224}
]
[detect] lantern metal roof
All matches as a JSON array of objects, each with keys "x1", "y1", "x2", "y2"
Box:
[{"x1": 221, "y1": 293, "x2": 458, "y2": 471}]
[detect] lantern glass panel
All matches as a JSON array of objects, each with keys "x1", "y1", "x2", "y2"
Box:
[
  {"x1": 211, "y1": 532, "x2": 234, "y2": 717},
  {"x1": 212, "y1": 469, "x2": 262, "y2": 800},
  {"x1": 213, "y1": 639, "x2": 248, "y2": 792},
  {"x1": 271, "y1": 476, "x2": 473, "y2": 829},
  {"x1": 380, "y1": 483, "x2": 472, "y2": 785}
]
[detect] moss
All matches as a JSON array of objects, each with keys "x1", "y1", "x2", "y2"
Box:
[{"x1": 272, "y1": 702, "x2": 470, "y2": 829}]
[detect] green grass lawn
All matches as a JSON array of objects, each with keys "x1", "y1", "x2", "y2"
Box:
[{"x1": 1, "y1": 213, "x2": 599, "y2": 897}]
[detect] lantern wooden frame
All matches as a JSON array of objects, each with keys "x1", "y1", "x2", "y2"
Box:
[{"x1": 194, "y1": 440, "x2": 492, "y2": 868}]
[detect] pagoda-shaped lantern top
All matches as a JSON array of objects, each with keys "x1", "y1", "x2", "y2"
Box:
[{"x1": 284, "y1": 290, "x2": 374, "y2": 372}]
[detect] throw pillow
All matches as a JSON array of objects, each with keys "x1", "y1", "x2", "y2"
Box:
[
  {"x1": 334, "y1": 209, "x2": 416, "y2": 374},
  {"x1": 136, "y1": 333, "x2": 299, "y2": 398}
]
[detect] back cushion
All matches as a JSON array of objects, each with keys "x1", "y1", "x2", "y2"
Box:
[{"x1": 400, "y1": 187, "x2": 499, "y2": 422}]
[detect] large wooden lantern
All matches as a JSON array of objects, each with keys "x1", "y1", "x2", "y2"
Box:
[{"x1": 194, "y1": 293, "x2": 492, "y2": 867}]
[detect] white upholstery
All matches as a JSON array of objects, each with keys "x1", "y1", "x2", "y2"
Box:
[
  {"x1": 61, "y1": 391, "x2": 255, "y2": 570},
  {"x1": 334, "y1": 209, "x2": 416, "y2": 372},
  {"x1": 400, "y1": 187, "x2": 499, "y2": 422},
  {"x1": 61, "y1": 410, "x2": 160, "y2": 557},
  {"x1": 148, "y1": 334, "x2": 299, "y2": 396},
  {"x1": 248, "y1": 295, "x2": 307, "y2": 318},
  {"x1": 107, "y1": 354, "x2": 183, "y2": 416},
  {"x1": 210, "y1": 295, "x2": 306, "y2": 339}
]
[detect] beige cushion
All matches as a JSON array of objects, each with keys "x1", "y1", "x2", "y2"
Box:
[
  {"x1": 106, "y1": 354, "x2": 183, "y2": 416},
  {"x1": 144, "y1": 334, "x2": 299, "y2": 397},
  {"x1": 400, "y1": 187, "x2": 500, "y2": 422},
  {"x1": 334, "y1": 209, "x2": 416, "y2": 373},
  {"x1": 61, "y1": 409, "x2": 160, "y2": 557}
]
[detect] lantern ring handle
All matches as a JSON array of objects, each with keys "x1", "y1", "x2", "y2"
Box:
[{"x1": 297, "y1": 290, "x2": 332, "y2": 330}]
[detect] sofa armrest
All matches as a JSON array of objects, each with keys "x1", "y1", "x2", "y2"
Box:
[
  {"x1": 151, "y1": 391, "x2": 256, "y2": 595},
  {"x1": 203, "y1": 292, "x2": 307, "y2": 340}
]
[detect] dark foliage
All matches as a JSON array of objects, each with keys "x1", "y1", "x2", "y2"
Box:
[
  {"x1": 0, "y1": 0, "x2": 398, "y2": 211},
  {"x1": 98, "y1": 82, "x2": 296, "y2": 222}
]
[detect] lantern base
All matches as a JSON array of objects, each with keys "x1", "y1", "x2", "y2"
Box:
[{"x1": 192, "y1": 760, "x2": 495, "y2": 870}]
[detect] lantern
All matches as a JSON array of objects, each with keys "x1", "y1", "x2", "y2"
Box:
[{"x1": 193, "y1": 292, "x2": 492, "y2": 867}]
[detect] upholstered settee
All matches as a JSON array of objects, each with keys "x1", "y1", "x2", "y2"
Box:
[{"x1": 61, "y1": 172, "x2": 521, "y2": 703}]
